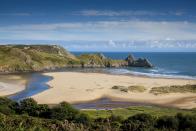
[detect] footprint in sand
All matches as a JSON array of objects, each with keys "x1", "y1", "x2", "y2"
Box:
[
  {"x1": 86, "y1": 89, "x2": 94, "y2": 92},
  {"x1": 70, "y1": 87, "x2": 75, "y2": 89},
  {"x1": 97, "y1": 87, "x2": 104, "y2": 89}
]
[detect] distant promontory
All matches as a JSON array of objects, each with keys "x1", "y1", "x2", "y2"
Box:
[{"x1": 0, "y1": 45, "x2": 153, "y2": 73}]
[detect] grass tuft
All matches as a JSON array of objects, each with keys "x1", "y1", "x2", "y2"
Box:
[{"x1": 150, "y1": 84, "x2": 196, "y2": 95}]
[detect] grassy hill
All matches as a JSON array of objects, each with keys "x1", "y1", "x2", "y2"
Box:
[
  {"x1": 0, "y1": 45, "x2": 80, "y2": 73},
  {"x1": 0, "y1": 45, "x2": 153, "y2": 73},
  {"x1": 0, "y1": 45, "x2": 129, "y2": 73}
]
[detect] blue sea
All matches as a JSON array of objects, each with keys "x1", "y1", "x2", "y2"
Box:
[{"x1": 73, "y1": 52, "x2": 196, "y2": 79}]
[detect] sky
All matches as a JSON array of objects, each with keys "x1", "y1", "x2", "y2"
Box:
[{"x1": 0, "y1": 0, "x2": 196, "y2": 52}]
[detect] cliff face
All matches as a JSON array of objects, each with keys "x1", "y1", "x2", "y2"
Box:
[{"x1": 0, "y1": 45, "x2": 153, "y2": 73}]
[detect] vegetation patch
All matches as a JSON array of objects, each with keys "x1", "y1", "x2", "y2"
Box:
[
  {"x1": 112, "y1": 86, "x2": 128, "y2": 92},
  {"x1": 128, "y1": 85, "x2": 146, "y2": 92},
  {"x1": 82, "y1": 106, "x2": 196, "y2": 119},
  {"x1": 0, "y1": 97, "x2": 196, "y2": 130},
  {"x1": 150, "y1": 84, "x2": 196, "y2": 95},
  {"x1": 112, "y1": 85, "x2": 146, "y2": 93}
]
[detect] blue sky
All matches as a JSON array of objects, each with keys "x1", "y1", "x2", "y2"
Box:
[{"x1": 0, "y1": 0, "x2": 196, "y2": 51}]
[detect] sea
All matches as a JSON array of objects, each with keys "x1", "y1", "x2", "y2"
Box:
[{"x1": 73, "y1": 52, "x2": 196, "y2": 80}]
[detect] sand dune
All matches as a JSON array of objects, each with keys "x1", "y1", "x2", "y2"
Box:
[{"x1": 32, "y1": 72, "x2": 196, "y2": 109}]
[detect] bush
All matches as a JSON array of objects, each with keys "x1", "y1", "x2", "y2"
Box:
[
  {"x1": 109, "y1": 114, "x2": 123, "y2": 123},
  {"x1": 75, "y1": 113, "x2": 91, "y2": 125},
  {"x1": 19, "y1": 98, "x2": 39, "y2": 116},
  {"x1": 37, "y1": 104, "x2": 51, "y2": 118},
  {"x1": 121, "y1": 113, "x2": 155, "y2": 131},
  {"x1": 156, "y1": 116, "x2": 179, "y2": 130},
  {"x1": 0, "y1": 97, "x2": 18, "y2": 115},
  {"x1": 176, "y1": 113, "x2": 196, "y2": 131},
  {"x1": 50, "y1": 102, "x2": 79, "y2": 121}
]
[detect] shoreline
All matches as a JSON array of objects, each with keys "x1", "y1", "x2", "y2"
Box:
[
  {"x1": 32, "y1": 71, "x2": 196, "y2": 109},
  {"x1": 0, "y1": 75, "x2": 29, "y2": 97},
  {"x1": 1, "y1": 67, "x2": 195, "y2": 80}
]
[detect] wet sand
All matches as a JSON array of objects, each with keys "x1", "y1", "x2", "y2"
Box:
[{"x1": 0, "y1": 75, "x2": 27, "y2": 96}]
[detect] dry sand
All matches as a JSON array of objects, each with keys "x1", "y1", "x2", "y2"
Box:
[
  {"x1": 0, "y1": 75, "x2": 27, "y2": 96},
  {"x1": 32, "y1": 72, "x2": 196, "y2": 109}
]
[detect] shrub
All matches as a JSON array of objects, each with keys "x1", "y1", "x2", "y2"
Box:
[
  {"x1": 128, "y1": 85, "x2": 146, "y2": 92},
  {"x1": 176, "y1": 113, "x2": 196, "y2": 131},
  {"x1": 109, "y1": 114, "x2": 123, "y2": 123},
  {"x1": 51, "y1": 102, "x2": 79, "y2": 121},
  {"x1": 75, "y1": 113, "x2": 91, "y2": 125},
  {"x1": 121, "y1": 113, "x2": 155, "y2": 131},
  {"x1": 156, "y1": 116, "x2": 179, "y2": 130},
  {"x1": 0, "y1": 97, "x2": 18, "y2": 115},
  {"x1": 19, "y1": 98, "x2": 39, "y2": 116},
  {"x1": 37, "y1": 104, "x2": 51, "y2": 118}
]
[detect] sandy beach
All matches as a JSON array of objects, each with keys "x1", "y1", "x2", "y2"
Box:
[
  {"x1": 32, "y1": 72, "x2": 196, "y2": 109},
  {"x1": 0, "y1": 75, "x2": 27, "y2": 96}
]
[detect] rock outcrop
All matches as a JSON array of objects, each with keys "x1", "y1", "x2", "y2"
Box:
[{"x1": 125, "y1": 54, "x2": 153, "y2": 68}]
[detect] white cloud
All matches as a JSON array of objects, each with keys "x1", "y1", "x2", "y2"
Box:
[
  {"x1": 75, "y1": 10, "x2": 165, "y2": 17},
  {"x1": 0, "y1": 20, "x2": 196, "y2": 41},
  {"x1": 75, "y1": 10, "x2": 187, "y2": 17},
  {"x1": 108, "y1": 40, "x2": 116, "y2": 47}
]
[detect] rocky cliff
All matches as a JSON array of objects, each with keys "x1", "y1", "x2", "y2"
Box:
[
  {"x1": 125, "y1": 54, "x2": 153, "y2": 68},
  {"x1": 0, "y1": 45, "x2": 153, "y2": 73}
]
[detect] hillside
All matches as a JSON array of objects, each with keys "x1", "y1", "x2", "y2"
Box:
[
  {"x1": 0, "y1": 45, "x2": 79, "y2": 73},
  {"x1": 0, "y1": 97, "x2": 196, "y2": 131},
  {"x1": 0, "y1": 45, "x2": 153, "y2": 73}
]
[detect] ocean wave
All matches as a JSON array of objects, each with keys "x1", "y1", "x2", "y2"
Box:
[{"x1": 109, "y1": 68, "x2": 196, "y2": 80}]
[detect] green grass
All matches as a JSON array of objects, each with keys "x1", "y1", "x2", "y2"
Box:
[
  {"x1": 78, "y1": 54, "x2": 106, "y2": 66},
  {"x1": 0, "y1": 45, "x2": 80, "y2": 72},
  {"x1": 111, "y1": 85, "x2": 146, "y2": 93},
  {"x1": 128, "y1": 85, "x2": 146, "y2": 92},
  {"x1": 111, "y1": 86, "x2": 128, "y2": 92},
  {"x1": 150, "y1": 84, "x2": 196, "y2": 95},
  {"x1": 81, "y1": 106, "x2": 196, "y2": 119}
]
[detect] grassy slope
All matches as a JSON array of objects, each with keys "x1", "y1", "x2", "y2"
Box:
[
  {"x1": 150, "y1": 84, "x2": 196, "y2": 95},
  {"x1": 78, "y1": 53, "x2": 125, "y2": 67},
  {"x1": 0, "y1": 45, "x2": 127, "y2": 72},
  {"x1": 82, "y1": 106, "x2": 196, "y2": 119},
  {"x1": 0, "y1": 45, "x2": 79, "y2": 72}
]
